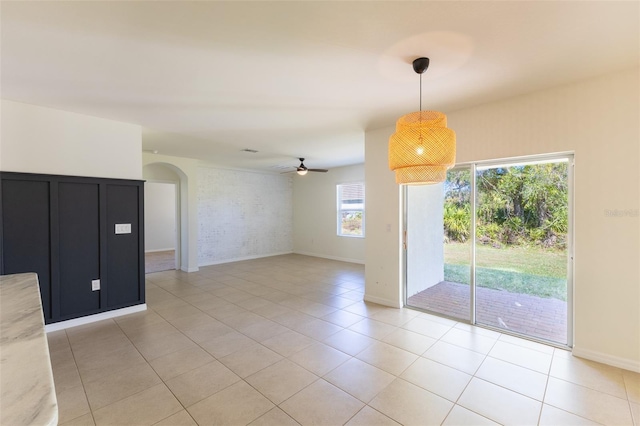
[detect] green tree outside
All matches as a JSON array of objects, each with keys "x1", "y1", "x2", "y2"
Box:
[
  {"x1": 443, "y1": 163, "x2": 569, "y2": 300},
  {"x1": 445, "y1": 163, "x2": 568, "y2": 250}
]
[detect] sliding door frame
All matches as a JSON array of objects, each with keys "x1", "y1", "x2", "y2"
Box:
[
  {"x1": 403, "y1": 152, "x2": 574, "y2": 348},
  {"x1": 470, "y1": 163, "x2": 477, "y2": 325}
]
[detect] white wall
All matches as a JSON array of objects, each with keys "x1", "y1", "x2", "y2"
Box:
[
  {"x1": 144, "y1": 182, "x2": 177, "y2": 252},
  {"x1": 144, "y1": 163, "x2": 181, "y2": 182},
  {"x1": 365, "y1": 67, "x2": 640, "y2": 371},
  {"x1": 293, "y1": 164, "x2": 366, "y2": 264},
  {"x1": 1, "y1": 100, "x2": 141, "y2": 179},
  {"x1": 198, "y1": 165, "x2": 293, "y2": 265},
  {"x1": 406, "y1": 184, "x2": 445, "y2": 296},
  {"x1": 364, "y1": 133, "x2": 403, "y2": 307}
]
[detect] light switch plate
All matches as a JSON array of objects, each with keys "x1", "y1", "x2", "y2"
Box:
[
  {"x1": 115, "y1": 223, "x2": 132, "y2": 234},
  {"x1": 91, "y1": 279, "x2": 100, "y2": 291}
]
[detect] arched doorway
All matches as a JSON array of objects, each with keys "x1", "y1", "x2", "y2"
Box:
[{"x1": 143, "y1": 162, "x2": 188, "y2": 272}]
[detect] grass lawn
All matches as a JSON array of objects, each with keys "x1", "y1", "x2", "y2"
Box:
[{"x1": 444, "y1": 242, "x2": 568, "y2": 301}]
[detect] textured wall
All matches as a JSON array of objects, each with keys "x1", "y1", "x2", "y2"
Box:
[{"x1": 198, "y1": 167, "x2": 293, "y2": 265}]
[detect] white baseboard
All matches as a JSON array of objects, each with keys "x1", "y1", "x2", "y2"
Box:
[
  {"x1": 198, "y1": 251, "x2": 294, "y2": 267},
  {"x1": 145, "y1": 248, "x2": 176, "y2": 253},
  {"x1": 181, "y1": 266, "x2": 199, "y2": 273},
  {"x1": 293, "y1": 251, "x2": 365, "y2": 265},
  {"x1": 572, "y1": 346, "x2": 640, "y2": 373},
  {"x1": 364, "y1": 294, "x2": 402, "y2": 308},
  {"x1": 45, "y1": 304, "x2": 147, "y2": 333}
]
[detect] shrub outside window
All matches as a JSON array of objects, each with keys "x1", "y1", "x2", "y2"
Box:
[{"x1": 337, "y1": 183, "x2": 364, "y2": 237}]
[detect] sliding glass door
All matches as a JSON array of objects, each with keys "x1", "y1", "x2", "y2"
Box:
[{"x1": 405, "y1": 155, "x2": 572, "y2": 345}]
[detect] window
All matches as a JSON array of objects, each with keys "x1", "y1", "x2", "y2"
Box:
[{"x1": 337, "y1": 183, "x2": 365, "y2": 237}]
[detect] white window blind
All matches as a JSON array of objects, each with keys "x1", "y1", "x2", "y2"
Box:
[{"x1": 337, "y1": 183, "x2": 365, "y2": 237}]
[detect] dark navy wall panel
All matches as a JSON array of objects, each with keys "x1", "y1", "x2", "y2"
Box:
[
  {"x1": 1, "y1": 179, "x2": 52, "y2": 321},
  {"x1": 0, "y1": 172, "x2": 144, "y2": 324},
  {"x1": 58, "y1": 182, "x2": 101, "y2": 318},
  {"x1": 106, "y1": 185, "x2": 141, "y2": 308}
]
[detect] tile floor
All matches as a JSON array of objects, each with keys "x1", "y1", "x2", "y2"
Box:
[
  {"x1": 145, "y1": 250, "x2": 176, "y2": 274},
  {"x1": 48, "y1": 254, "x2": 639, "y2": 425}
]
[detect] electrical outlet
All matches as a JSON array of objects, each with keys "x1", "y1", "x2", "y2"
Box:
[{"x1": 91, "y1": 279, "x2": 100, "y2": 291}]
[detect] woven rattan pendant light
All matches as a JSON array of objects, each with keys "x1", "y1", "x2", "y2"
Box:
[{"x1": 389, "y1": 57, "x2": 456, "y2": 185}]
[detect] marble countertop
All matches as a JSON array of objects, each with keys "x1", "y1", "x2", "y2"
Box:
[{"x1": 1, "y1": 273, "x2": 58, "y2": 426}]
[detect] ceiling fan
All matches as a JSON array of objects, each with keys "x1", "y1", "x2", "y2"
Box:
[{"x1": 285, "y1": 158, "x2": 328, "y2": 175}]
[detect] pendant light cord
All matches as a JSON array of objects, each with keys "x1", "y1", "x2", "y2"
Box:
[
  {"x1": 419, "y1": 72, "x2": 422, "y2": 112},
  {"x1": 418, "y1": 68, "x2": 423, "y2": 141}
]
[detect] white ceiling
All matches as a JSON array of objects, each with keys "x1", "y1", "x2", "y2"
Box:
[{"x1": 2, "y1": 1, "x2": 638, "y2": 173}]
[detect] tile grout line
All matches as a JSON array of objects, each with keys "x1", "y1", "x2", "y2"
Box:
[
  {"x1": 61, "y1": 329, "x2": 97, "y2": 426},
  {"x1": 144, "y1": 273, "x2": 357, "y2": 423},
  {"x1": 111, "y1": 315, "x2": 186, "y2": 425}
]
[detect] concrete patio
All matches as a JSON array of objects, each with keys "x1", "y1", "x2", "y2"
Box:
[{"x1": 407, "y1": 281, "x2": 567, "y2": 344}]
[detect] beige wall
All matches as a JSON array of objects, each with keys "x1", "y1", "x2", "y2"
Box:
[
  {"x1": 365, "y1": 67, "x2": 640, "y2": 371},
  {"x1": 293, "y1": 164, "x2": 365, "y2": 263},
  {"x1": 1, "y1": 100, "x2": 142, "y2": 179}
]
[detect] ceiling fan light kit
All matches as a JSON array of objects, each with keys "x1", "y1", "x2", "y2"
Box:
[
  {"x1": 290, "y1": 158, "x2": 328, "y2": 176},
  {"x1": 388, "y1": 57, "x2": 456, "y2": 185}
]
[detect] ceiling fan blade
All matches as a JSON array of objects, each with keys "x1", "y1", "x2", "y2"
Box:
[{"x1": 279, "y1": 158, "x2": 328, "y2": 174}]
